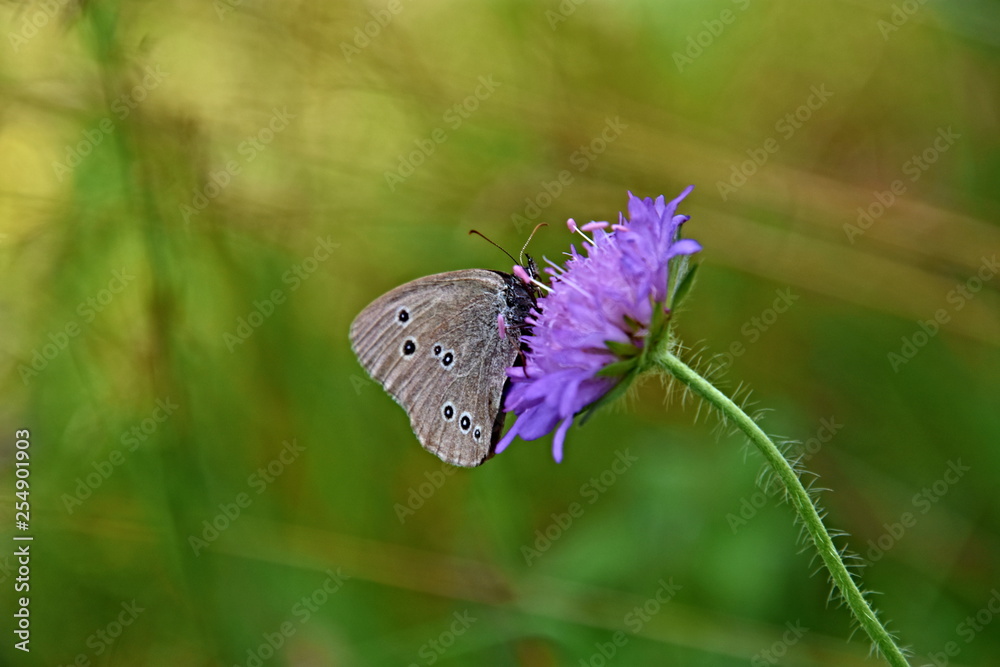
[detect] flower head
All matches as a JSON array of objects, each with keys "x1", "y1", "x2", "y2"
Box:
[{"x1": 497, "y1": 187, "x2": 701, "y2": 462}]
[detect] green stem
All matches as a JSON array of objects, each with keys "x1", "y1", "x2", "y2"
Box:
[{"x1": 651, "y1": 349, "x2": 909, "y2": 667}]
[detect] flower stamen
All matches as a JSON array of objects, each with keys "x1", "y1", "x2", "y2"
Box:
[
  {"x1": 567, "y1": 218, "x2": 597, "y2": 246},
  {"x1": 512, "y1": 264, "x2": 552, "y2": 293},
  {"x1": 543, "y1": 256, "x2": 565, "y2": 275}
]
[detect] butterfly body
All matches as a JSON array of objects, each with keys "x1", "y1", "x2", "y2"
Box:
[{"x1": 350, "y1": 269, "x2": 535, "y2": 467}]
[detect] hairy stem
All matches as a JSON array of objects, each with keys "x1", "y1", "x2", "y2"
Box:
[{"x1": 652, "y1": 348, "x2": 909, "y2": 667}]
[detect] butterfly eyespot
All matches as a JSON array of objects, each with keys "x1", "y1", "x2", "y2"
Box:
[
  {"x1": 350, "y1": 269, "x2": 538, "y2": 467},
  {"x1": 401, "y1": 339, "x2": 416, "y2": 356}
]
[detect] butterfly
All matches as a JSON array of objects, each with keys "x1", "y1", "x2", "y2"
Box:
[{"x1": 350, "y1": 263, "x2": 538, "y2": 467}]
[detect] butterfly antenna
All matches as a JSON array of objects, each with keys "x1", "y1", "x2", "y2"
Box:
[
  {"x1": 519, "y1": 223, "x2": 548, "y2": 265},
  {"x1": 469, "y1": 229, "x2": 518, "y2": 264}
]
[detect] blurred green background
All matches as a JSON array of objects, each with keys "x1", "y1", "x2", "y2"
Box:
[{"x1": 2, "y1": 0, "x2": 999, "y2": 665}]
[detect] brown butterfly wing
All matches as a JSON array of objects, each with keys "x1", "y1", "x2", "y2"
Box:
[{"x1": 350, "y1": 270, "x2": 525, "y2": 467}]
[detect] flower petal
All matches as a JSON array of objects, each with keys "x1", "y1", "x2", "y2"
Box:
[{"x1": 498, "y1": 187, "x2": 699, "y2": 460}]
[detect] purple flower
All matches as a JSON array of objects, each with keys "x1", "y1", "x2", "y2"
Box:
[{"x1": 497, "y1": 187, "x2": 701, "y2": 462}]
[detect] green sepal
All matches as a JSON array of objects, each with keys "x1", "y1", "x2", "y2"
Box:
[
  {"x1": 606, "y1": 340, "x2": 640, "y2": 359},
  {"x1": 596, "y1": 358, "x2": 639, "y2": 378},
  {"x1": 671, "y1": 262, "x2": 698, "y2": 309},
  {"x1": 638, "y1": 300, "x2": 667, "y2": 361},
  {"x1": 622, "y1": 314, "x2": 643, "y2": 334}
]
